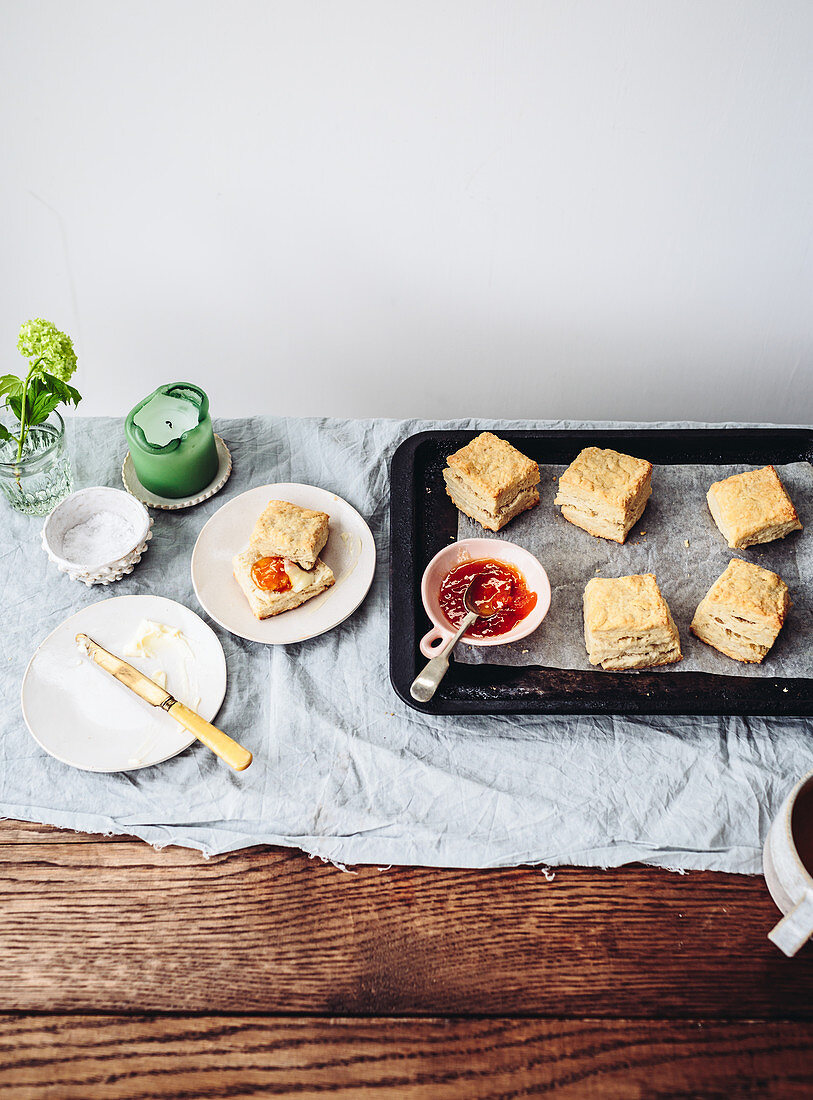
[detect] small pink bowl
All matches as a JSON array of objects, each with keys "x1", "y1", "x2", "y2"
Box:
[{"x1": 419, "y1": 538, "x2": 552, "y2": 658}]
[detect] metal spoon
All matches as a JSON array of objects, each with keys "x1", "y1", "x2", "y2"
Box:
[{"x1": 410, "y1": 580, "x2": 502, "y2": 703}]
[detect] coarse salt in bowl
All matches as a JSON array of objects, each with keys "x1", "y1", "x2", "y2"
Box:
[{"x1": 42, "y1": 487, "x2": 153, "y2": 586}]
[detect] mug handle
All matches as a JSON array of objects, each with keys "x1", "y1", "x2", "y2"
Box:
[
  {"x1": 768, "y1": 888, "x2": 813, "y2": 957},
  {"x1": 420, "y1": 626, "x2": 452, "y2": 659}
]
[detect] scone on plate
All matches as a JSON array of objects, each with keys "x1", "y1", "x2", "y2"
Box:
[
  {"x1": 706, "y1": 465, "x2": 802, "y2": 550},
  {"x1": 233, "y1": 550, "x2": 334, "y2": 619},
  {"x1": 583, "y1": 573, "x2": 682, "y2": 671},
  {"x1": 249, "y1": 499, "x2": 330, "y2": 570},
  {"x1": 443, "y1": 432, "x2": 539, "y2": 532},
  {"x1": 690, "y1": 558, "x2": 790, "y2": 664},
  {"x1": 555, "y1": 447, "x2": 652, "y2": 543}
]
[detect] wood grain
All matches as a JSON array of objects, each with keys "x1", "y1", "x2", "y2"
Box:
[
  {"x1": 0, "y1": 1015, "x2": 810, "y2": 1099},
  {"x1": 1, "y1": 821, "x2": 811, "y2": 1018}
]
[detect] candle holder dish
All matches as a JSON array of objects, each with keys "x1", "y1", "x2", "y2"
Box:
[
  {"x1": 122, "y1": 434, "x2": 232, "y2": 509},
  {"x1": 42, "y1": 486, "x2": 153, "y2": 586}
]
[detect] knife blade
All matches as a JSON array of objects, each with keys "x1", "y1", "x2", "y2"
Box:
[
  {"x1": 75, "y1": 633, "x2": 252, "y2": 771},
  {"x1": 77, "y1": 633, "x2": 173, "y2": 708}
]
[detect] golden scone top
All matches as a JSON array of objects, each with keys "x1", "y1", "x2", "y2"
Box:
[
  {"x1": 583, "y1": 574, "x2": 671, "y2": 633},
  {"x1": 558, "y1": 447, "x2": 651, "y2": 508},
  {"x1": 446, "y1": 432, "x2": 539, "y2": 507},
  {"x1": 249, "y1": 499, "x2": 329, "y2": 563},
  {"x1": 707, "y1": 465, "x2": 801, "y2": 549},
  {"x1": 703, "y1": 558, "x2": 790, "y2": 626}
]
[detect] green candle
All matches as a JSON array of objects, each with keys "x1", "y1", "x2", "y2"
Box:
[{"x1": 125, "y1": 383, "x2": 219, "y2": 498}]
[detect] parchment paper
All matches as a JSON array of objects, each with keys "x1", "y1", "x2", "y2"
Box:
[{"x1": 459, "y1": 461, "x2": 812, "y2": 676}]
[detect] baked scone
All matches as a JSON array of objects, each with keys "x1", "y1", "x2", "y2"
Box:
[
  {"x1": 233, "y1": 550, "x2": 334, "y2": 619},
  {"x1": 555, "y1": 447, "x2": 652, "y2": 543},
  {"x1": 583, "y1": 574, "x2": 682, "y2": 671},
  {"x1": 706, "y1": 465, "x2": 802, "y2": 550},
  {"x1": 443, "y1": 432, "x2": 539, "y2": 532},
  {"x1": 249, "y1": 499, "x2": 330, "y2": 570},
  {"x1": 690, "y1": 558, "x2": 790, "y2": 663}
]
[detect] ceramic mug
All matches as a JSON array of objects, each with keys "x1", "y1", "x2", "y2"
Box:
[
  {"x1": 763, "y1": 769, "x2": 813, "y2": 957},
  {"x1": 419, "y1": 537, "x2": 552, "y2": 658}
]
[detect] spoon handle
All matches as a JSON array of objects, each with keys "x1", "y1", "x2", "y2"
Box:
[{"x1": 410, "y1": 610, "x2": 478, "y2": 703}]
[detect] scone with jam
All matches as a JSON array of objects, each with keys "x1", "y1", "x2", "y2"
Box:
[{"x1": 235, "y1": 499, "x2": 334, "y2": 619}]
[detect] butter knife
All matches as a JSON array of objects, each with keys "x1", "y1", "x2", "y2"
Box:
[{"x1": 75, "y1": 633, "x2": 252, "y2": 771}]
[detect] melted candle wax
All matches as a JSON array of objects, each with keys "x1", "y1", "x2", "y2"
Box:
[{"x1": 133, "y1": 394, "x2": 200, "y2": 448}]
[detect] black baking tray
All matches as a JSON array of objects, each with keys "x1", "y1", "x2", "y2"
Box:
[{"x1": 389, "y1": 427, "x2": 813, "y2": 716}]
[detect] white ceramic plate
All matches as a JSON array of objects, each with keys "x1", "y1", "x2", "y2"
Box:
[
  {"x1": 191, "y1": 483, "x2": 376, "y2": 644},
  {"x1": 21, "y1": 595, "x2": 227, "y2": 772}
]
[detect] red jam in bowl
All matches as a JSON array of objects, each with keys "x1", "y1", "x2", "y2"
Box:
[{"x1": 438, "y1": 558, "x2": 538, "y2": 639}]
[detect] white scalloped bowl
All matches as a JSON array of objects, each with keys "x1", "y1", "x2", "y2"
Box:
[{"x1": 42, "y1": 486, "x2": 153, "y2": 586}]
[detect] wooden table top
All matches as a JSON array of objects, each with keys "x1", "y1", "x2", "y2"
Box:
[{"x1": 1, "y1": 817, "x2": 811, "y2": 1098}]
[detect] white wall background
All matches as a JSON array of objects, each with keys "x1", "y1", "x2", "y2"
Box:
[{"x1": 1, "y1": 0, "x2": 811, "y2": 423}]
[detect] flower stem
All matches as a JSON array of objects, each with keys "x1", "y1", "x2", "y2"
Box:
[{"x1": 14, "y1": 357, "x2": 44, "y2": 464}]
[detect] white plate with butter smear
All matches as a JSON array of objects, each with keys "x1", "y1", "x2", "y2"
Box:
[
  {"x1": 191, "y1": 483, "x2": 377, "y2": 644},
  {"x1": 21, "y1": 595, "x2": 227, "y2": 772}
]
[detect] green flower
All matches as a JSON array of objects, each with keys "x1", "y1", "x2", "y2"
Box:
[
  {"x1": 0, "y1": 319, "x2": 81, "y2": 461},
  {"x1": 17, "y1": 318, "x2": 77, "y2": 382}
]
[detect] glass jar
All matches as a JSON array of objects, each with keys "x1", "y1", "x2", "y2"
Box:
[{"x1": 0, "y1": 406, "x2": 74, "y2": 516}]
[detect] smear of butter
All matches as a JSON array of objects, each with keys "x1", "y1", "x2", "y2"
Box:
[
  {"x1": 303, "y1": 532, "x2": 363, "y2": 614},
  {"x1": 127, "y1": 733, "x2": 159, "y2": 769},
  {"x1": 303, "y1": 589, "x2": 332, "y2": 615},
  {"x1": 284, "y1": 560, "x2": 316, "y2": 593},
  {"x1": 334, "y1": 533, "x2": 362, "y2": 584},
  {"x1": 123, "y1": 620, "x2": 190, "y2": 659},
  {"x1": 122, "y1": 620, "x2": 200, "y2": 710}
]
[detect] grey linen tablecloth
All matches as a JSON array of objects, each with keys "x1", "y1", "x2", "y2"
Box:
[{"x1": 2, "y1": 417, "x2": 811, "y2": 873}]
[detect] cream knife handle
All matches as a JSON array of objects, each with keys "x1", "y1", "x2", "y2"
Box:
[{"x1": 167, "y1": 702, "x2": 253, "y2": 772}]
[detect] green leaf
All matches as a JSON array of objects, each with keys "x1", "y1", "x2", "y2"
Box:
[
  {"x1": 26, "y1": 390, "x2": 61, "y2": 427},
  {"x1": 9, "y1": 377, "x2": 44, "y2": 425},
  {"x1": 0, "y1": 374, "x2": 24, "y2": 401},
  {"x1": 4, "y1": 369, "x2": 80, "y2": 434},
  {"x1": 0, "y1": 423, "x2": 14, "y2": 443},
  {"x1": 42, "y1": 372, "x2": 82, "y2": 407}
]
